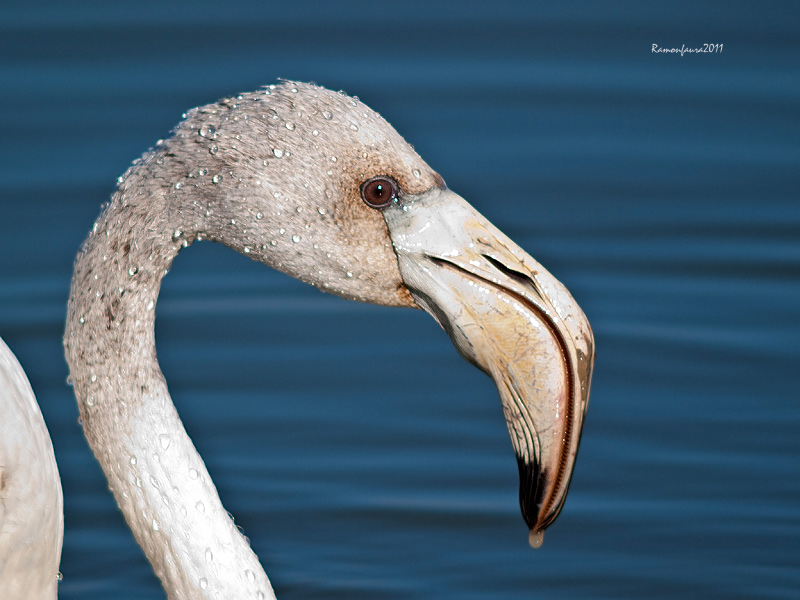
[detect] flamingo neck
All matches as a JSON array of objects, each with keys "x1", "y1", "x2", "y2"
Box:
[{"x1": 64, "y1": 149, "x2": 276, "y2": 600}]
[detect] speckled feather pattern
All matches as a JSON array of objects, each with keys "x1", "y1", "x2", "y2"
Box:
[{"x1": 63, "y1": 82, "x2": 440, "y2": 600}]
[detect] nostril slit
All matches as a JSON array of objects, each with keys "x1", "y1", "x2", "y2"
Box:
[{"x1": 482, "y1": 254, "x2": 532, "y2": 284}]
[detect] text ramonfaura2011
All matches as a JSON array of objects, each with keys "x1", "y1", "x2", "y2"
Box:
[{"x1": 652, "y1": 43, "x2": 723, "y2": 56}]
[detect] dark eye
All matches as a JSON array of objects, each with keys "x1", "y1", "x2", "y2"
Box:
[{"x1": 360, "y1": 176, "x2": 398, "y2": 208}]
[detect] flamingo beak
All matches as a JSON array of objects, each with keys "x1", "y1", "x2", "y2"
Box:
[{"x1": 382, "y1": 187, "x2": 594, "y2": 547}]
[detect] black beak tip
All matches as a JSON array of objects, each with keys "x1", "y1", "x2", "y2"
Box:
[{"x1": 517, "y1": 455, "x2": 546, "y2": 522}]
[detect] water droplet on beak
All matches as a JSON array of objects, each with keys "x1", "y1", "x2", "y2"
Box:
[{"x1": 528, "y1": 529, "x2": 545, "y2": 549}]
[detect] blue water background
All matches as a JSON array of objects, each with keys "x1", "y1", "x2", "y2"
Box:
[{"x1": 1, "y1": 1, "x2": 798, "y2": 598}]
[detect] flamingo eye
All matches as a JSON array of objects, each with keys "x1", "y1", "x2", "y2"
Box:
[{"x1": 360, "y1": 176, "x2": 398, "y2": 208}]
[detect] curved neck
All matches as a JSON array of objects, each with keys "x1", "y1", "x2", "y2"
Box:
[{"x1": 64, "y1": 148, "x2": 276, "y2": 600}]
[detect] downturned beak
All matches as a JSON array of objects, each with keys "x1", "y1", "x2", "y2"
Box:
[{"x1": 382, "y1": 188, "x2": 594, "y2": 547}]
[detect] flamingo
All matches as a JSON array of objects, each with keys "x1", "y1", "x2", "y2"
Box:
[{"x1": 1, "y1": 81, "x2": 594, "y2": 599}]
